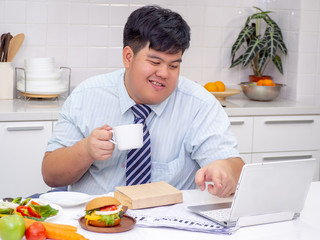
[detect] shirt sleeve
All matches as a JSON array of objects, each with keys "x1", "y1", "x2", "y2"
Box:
[
  {"x1": 46, "y1": 94, "x2": 85, "y2": 152},
  {"x1": 186, "y1": 95, "x2": 240, "y2": 168}
]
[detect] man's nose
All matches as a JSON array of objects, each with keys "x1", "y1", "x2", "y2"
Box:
[{"x1": 155, "y1": 64, "x2": 169, "y2": 78}]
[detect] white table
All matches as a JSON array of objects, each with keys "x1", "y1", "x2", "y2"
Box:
[{"x1": 50, "y1": 182, "x2": 320, "y2": 240}]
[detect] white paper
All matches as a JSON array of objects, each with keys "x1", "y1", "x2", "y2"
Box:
[{"x1": 126, "y1": 202, "x2": 238, "y2": 234}]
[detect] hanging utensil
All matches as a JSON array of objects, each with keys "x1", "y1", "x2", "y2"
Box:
[
  {"x1": 7, "y1": 33, "x2": 25, "y2": 62},
  {"x1": 0, "y1": 33, "x2": 6, "y2": 62},
  {"x1": 1, "y1": 33, "x2": 13, "y2": 62},
  {"x1": 3, "y1": 33, "x2": 13, "y2": 62}
]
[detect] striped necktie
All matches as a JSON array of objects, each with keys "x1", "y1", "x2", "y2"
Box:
[{"x1": 126, "y1": 104, "x2": 152, "y2": 185}]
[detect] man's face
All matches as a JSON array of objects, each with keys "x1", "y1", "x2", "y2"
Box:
[{"x1": 123, "y1": 44, "x2": 182, "y2": 105}]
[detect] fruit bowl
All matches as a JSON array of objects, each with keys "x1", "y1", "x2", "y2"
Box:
[
  {"x1": 239, "y1": 82, "x2": 285, "y2": 101},
  {"x1": 210, "y1": 88, "x2": 241, "y2": 101}
]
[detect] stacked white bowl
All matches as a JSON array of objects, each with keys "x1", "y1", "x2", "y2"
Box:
[{"x1": 17, "y1": 57, "x2": 68, "y2": 96}]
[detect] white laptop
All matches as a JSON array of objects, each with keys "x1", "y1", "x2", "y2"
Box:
[{"x1": 188, "y1": 159, "x2": 316, "y2": 228}]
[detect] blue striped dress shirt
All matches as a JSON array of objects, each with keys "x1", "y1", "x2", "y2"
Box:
[{"x1": 47, "y1": 69, "x2": 240, "y2": 194}]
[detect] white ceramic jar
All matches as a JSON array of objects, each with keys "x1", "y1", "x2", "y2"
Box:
[{"x1": 0, "y1": 62, "x2": 14, "y2": 99}]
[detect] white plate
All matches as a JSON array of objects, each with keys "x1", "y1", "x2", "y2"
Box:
[
  {"x1": 0, "y1": 199, "x2": 61, "y2": 221},
  {"x1": 17, "y1": 80, "x2": 68, "y2": 95},
  {"x1": 40, "y1": 192, "x2": 92, "y2": 207}
]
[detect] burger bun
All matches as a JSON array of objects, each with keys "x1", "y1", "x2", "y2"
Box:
[{"x1": 86, "y1": 196, "x2": 121, "y2": 211}]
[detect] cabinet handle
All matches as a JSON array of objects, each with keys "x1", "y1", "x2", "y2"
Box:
[
  {"x1": 262, "y1": 155, "x2": 313, "y2": 161},
  {"x1": 230, "y1": 121, "x2": 245, "y2": 125},
  {"x1": 6, "y1": 126, "x2": 44, "y2": 131},
  {"x1": 264, "y1": 120, "x2": 314, "y2": 124}
]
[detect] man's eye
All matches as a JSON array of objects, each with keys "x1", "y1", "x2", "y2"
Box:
[
  {"x1": 169, "y1": 65, "x2": 178, "y2": 69},
  {"x1": 149, "y1": 61, "x2": 160, "y2": 65}
]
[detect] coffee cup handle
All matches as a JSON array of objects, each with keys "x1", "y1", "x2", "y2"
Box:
[{"x1": 109, "y1": 130, "x2": 117, "y2": 145}]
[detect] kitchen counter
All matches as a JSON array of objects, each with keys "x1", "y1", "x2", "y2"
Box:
[
  {"x1": 1, "y1": 97, "x2": 320, "y2": 122},
  {"x1": 0, "y1": 98, "x2": 64, "y2": 121},
  {"x1": 222, "y1": 96, "x2": 320, "y2": 116}
]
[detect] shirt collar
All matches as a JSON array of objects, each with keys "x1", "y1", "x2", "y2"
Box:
[{"x1": 117, "y1": 69, "x2": 173, "y2": 117}]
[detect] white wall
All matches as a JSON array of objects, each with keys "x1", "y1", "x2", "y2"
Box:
[
  {"x1": 0, "y1": 0, "x2": 319, "y2": 104},
  {"x1": 297, "y1": 0, "x2": 320, "y2": 105}
]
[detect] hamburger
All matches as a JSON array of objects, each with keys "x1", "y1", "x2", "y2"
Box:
[{"x1": 84, "y1": 196, "x2": 124, "y2": 227}]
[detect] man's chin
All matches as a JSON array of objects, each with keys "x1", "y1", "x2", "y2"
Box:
[{"x1": 142, "y1": 96, "x2": 168, "y2": 105}]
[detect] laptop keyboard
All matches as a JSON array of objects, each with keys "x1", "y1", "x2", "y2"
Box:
[{"x1": 200, "y1": 208, "x2": 231, "y2": 222}]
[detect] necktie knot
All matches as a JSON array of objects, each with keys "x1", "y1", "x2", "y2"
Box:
[{"x1": 131, "y1": 104, "x2": 151, "y2": 122}]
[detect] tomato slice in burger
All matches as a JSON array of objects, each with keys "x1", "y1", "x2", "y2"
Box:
[{"x1": 100, "y1": 205, "x2": 117, "y2": 211}]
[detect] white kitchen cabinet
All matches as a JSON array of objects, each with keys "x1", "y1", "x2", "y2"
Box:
[
  {"x1": 229, "y1": 117, "x2": 253, "y2": 164},
  {"x1": 252, "y1": 116, "x2": 320, "y2": 152},
  {"x1": 229, "y1": 117, "x2": 253, "y2": 154},
  {"x1": 0, "y1": 121, "x2": 52, "y2": 198},
  {"x1": 230, "y1": 115, "x2": 320, "y2": 181}
]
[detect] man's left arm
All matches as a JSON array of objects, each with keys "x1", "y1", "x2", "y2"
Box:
[{"x1": 187, "y1": 92, "x2": 244, "y2": 197}]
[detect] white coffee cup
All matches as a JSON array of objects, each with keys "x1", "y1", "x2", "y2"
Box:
[{"x1": 109, "y1": 123, "x2": 143, "y2": 151}]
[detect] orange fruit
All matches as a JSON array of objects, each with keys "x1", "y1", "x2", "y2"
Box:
[
  {"x1": 204, "y1": 81, "x2": 226, "y2": 92},
  {"x1": 204, "y1": 82, "x2": 216, "y2": 91},
  {"x1": 257, "y1": 80, "x2": 264, "y2": 86},
  {"x1": 257, "y1": 79, "x2": 276, "y2": 86},
  {"x1": 215, "y1": 81, "x2": 226, "y2": 91}
]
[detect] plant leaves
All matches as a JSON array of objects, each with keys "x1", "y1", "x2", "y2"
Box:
[
  {"x1": 265, "y1": 17, "x2": 283, "y2": 40},
  {"x1": 277, "y1": 39, "x2": 288, "y2": 55},
  {"x1": 230, "y1": 6, "x2": 287, "y2": 76},
  {"x1": 258, "y1": 48, "x2": 268, "y2": 71},
  {"x1": 246, "y1": 23, "x2": 256, "y2": 46},
  {"x1": 265, "y1": 26, "x2": 279, "y2": 59},
  {"x1": 245, "y1": 11, "x2": 272, "y2": 26},
  {"x1": 268, "y1": 19, "x2": 288, "y2": 55},
  {"x1": 242, "y1": 35, "x2": 267, "y2": 67},
  {"x1": 230, "y1": 55, "x2": 243, "y2": 68},
  {"x1": 231, "y1": 26, "x2": 255, "y2": 57},
  {"x1": 272, "y1": 55, "x2": 283, "y2": 74},
  {"x1": 253, "y1": 6, "x2": 265, "y2": 12}
]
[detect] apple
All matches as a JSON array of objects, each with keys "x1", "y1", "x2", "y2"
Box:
[{"x1": 0, "y1": 215, "x2": 25, "y2": 240}]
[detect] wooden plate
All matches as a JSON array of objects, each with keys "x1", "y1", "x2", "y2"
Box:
[
  {"x1": 78, "y1": 215, "x2": 136, "y2": 233},
  {"x1": 210, "y1": 88, "x2": 241, "y2": 101},
  {"x1": 19, "y1": 92, "x2": 59, "y2": 99}
]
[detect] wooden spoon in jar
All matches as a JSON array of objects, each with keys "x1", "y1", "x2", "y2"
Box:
[{"x1": 7, "y1": 33, "x2": 25, "y2": 62}]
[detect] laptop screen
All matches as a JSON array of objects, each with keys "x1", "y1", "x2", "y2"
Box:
[{"x1": 229, "y1": 159, "x2": 316, "y2": 222}]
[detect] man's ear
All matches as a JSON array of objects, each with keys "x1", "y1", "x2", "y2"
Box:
[{"x1": 123, "y1": 46, "x2": 134, "y2": 68}]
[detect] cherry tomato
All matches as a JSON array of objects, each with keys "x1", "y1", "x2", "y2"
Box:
[
  {"x1": 100, "y1": 205, "x2": 117, "y2": 211},
  {"x1": 25, "y1": 222, "x2": 46, "y2": 240}
]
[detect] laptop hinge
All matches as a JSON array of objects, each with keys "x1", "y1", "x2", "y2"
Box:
[{"x1": 236, "y1": 212, "x2": 296, "y2": 227}]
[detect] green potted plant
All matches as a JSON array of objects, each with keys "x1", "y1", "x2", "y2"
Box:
[{"x1": 230, "y1": 6, "x2": 288, "y2": 82}]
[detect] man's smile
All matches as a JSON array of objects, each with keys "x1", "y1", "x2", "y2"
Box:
[{"x1": 149, "y1": 79, "x2": 165, "y2": 88}]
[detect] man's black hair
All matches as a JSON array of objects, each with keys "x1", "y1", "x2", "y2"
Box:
[{"x1": 123, "y1": 5, "x2": 191, "y2": 55}]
